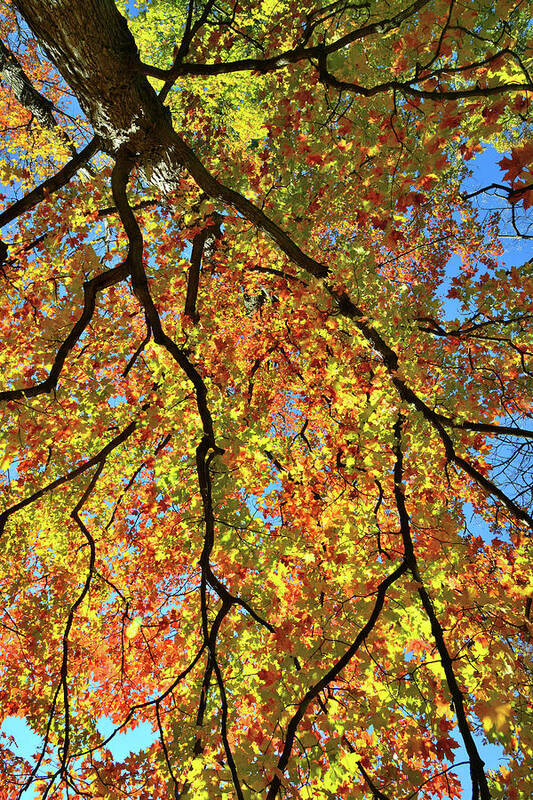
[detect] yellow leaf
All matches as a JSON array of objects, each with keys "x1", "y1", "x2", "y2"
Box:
[
  {"x1": 482, "y1": 702, "x2": 512, "y2": 732},
  {"x1": 125, "y1": 616, "x2": 142, "y2": 639}
]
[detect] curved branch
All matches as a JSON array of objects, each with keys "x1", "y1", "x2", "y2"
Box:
[
  {"x1": 73, "y1": 647, "x2": 206, "y2": 759},
  {"x1": 317, "y1": 55, "x2": 531, "y2": 100},
  {"x1": 265, "y1": 559, "x2": 408, "y2": 799},
  {"x1": 0, "y1": 418, "x2": 138, "y2": 537},
  {"x1": 169, "y1": 131, "x2": 329, "y2": 280},
  {"x1": 112, "y1": 157, "x2": 274, "y2": 635},
  {"x1": 333, "y1": 290, "x2": 533, "y2": 532},
  {"x1": 0, "y1": 137, "x2": 99, "y2": 230},
  {"x1": 0, "y1": 257, "x2": 127, "y2": 402},
  {"x1": 21, "y1": 459, "x2": 104, "y2": 796},
  {"x1": 462, "y1": 181, "x2": 533, "y2": 202},
  {"x1": 140, "y1": 0, "x2": 432, "y2": 80},
  {"x1": 392, "y1": 416, "x2": 490, "y2": 800}
]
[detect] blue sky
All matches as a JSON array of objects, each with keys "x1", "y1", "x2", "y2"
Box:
[{"x1": 441, "y1": 144, "x2": 531, "y2": 322}]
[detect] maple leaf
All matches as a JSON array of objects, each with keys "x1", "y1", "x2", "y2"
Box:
[{"x1": 498, "y1": 142, "x2": 533, "y2": 183}]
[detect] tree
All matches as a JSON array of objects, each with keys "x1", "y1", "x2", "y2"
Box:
[{"x1": 0, "y1": 0, "x2": 532, "y2": 797}]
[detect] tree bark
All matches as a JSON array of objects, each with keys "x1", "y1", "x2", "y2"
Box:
[
  {"x1": 12, "y1": 0, "x2": 329, "y2": 277},
  {"x1": 12, "y1": 0, "x2": 168, "y2": 156},
  {"x1": 0, "y1": 38, "x2": 56, "y2": 127}
]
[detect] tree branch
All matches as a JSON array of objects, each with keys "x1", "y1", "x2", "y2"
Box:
[
  {"x1": 0, "y1": 137, "x2": 99, "y2": 230},
  {"x1": 392, "y1": 416, "x2": 491, "y2": 800},
  {"x1": 140, "y1": 0, "x2": 432, "y2": 80},
  {"x1": 265, "y1": 559, "x2": 408, "y2": 799},
  {"x1": 0, "y1": 37, "x2": 56, "y2": 128},
  {"x1": 0, "y1": 256, "x2": 128, "y2": 402},
  {"x1": 184, "y1": 216, "x2": 222, "y2": 324}
]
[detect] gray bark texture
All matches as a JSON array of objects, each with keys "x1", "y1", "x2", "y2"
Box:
[{"x1": 0, "y1": 38, "x2": 56, "y2": 127}]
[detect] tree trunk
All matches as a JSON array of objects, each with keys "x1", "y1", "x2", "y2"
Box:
[
  {"x1": 12, "y1": 0, "x2": 329, "y2": 277},
  {"x1": 12, "y1": 0, "x2": 167, "y2": 155}
]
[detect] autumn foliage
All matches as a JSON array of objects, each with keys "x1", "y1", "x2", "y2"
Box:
[{"x1": 0, "y1": 0, "x2": 532, "y2": 798}]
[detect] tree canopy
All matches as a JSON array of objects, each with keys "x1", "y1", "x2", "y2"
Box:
[{"x1": 0, "y1": 1, "x2": 532, "y2": 798}]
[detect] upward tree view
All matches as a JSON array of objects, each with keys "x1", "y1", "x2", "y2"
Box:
[{"x1": 0, "y1": 0, "x2": 532, "y2": 797}]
